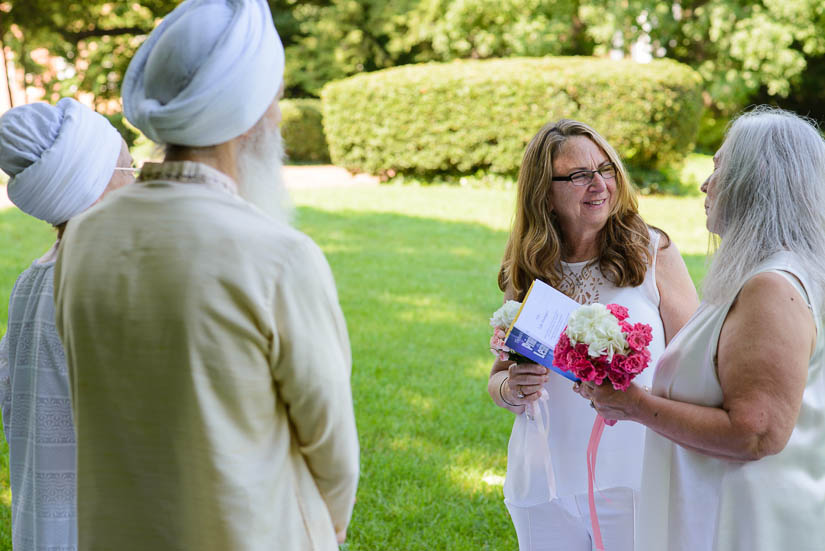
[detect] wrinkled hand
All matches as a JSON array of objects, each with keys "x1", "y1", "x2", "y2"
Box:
[
  {"x1": 506, "y1": 362, "x2": 549, "y2": 405},
  {"x1": 573, "y1": 380, "x2": 645, "y2": 422}
]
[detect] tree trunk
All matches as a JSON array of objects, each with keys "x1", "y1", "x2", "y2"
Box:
[{"x1": 0, "y1": 29, "x2": 14, "y2": 108}]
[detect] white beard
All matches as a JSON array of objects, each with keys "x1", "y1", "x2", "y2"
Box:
[{"x1": 236, "y1": 128, "x2": 293, "y2": 225}]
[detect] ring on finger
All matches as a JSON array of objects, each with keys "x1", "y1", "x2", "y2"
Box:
[{"x1": 517, "y1": 385, "x2": 526, "y2": 399}]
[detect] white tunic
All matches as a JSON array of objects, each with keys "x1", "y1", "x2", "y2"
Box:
[
  {"x1": 638, "y1": 252, "x2": 825, "y2": 551},
  {"x1": 53, "y1": 162, "x2": 359, "y2": 551},
  {"x1": 505, "y1": 229, "x2": 666, "y2": 504},
  {"x1": 0, "y1": 260, "x2": 77, "y2": 551}
]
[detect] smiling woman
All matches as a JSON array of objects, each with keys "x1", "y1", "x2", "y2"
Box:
[{"x1": 488, "y1": 119, "x2": 698, "y2": 551}]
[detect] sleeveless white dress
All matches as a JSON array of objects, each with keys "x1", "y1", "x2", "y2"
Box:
[
  {"x1": 638, "y1": 251, "x2": 825, "y2": 551},
  {"x1": 505, "y1": 229, "x2": 667, "y2": 504}
]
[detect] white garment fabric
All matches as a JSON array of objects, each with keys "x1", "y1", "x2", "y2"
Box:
[
  {"x1": 504, "y1": 228, "x2": 665, "y2": 507},
  {"x1": 0, "y1": 260, "x2": 77, "y2": 551},
  {"x1": 507, "y1": 487, "x2": 636, "y2": 551},
  {"x1": 54, "y1": 161, "x2": 358, "y2": 551},
  {"x1": 639, "y1": 251, "x2": 825, "y2": 551},
  {"x1": 0, "y1": 98, "x2": 120, "y2": 224},
  {"x1": 122, "y1": 0, "x2": 284, "y2": 146},
  {"x1": 504, "y1": 228, "x2": 665, "y2": 550}
]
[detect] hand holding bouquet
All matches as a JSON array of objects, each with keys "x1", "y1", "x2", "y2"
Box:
[
  {"x1": 489, "y1": 300, "x2": 549, "y2": 416},
  {"x1": 489, "y1": 300, "x2": 521, "y2": 362},
  {"x1": 553, "y1": 303, "x2": 652, "y2": 394},
  {"x1": 551, "y1": 302, "x2": 653, "y2": 551}
]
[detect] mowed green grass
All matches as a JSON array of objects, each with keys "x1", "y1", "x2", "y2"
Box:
[{"x1": 0, "y1": 185, "x2": 710, "y2": 550}]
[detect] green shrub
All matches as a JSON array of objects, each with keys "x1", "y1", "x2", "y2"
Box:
[
  {"x1": 280, "y1": 99, "x2": 330, "y2": 163},
  {"x1": 322, "y1": 57, "x2": 704, "y2": 179},
  {"x1": 695, "y1": 107, "x2": 730, "y2": 153}
]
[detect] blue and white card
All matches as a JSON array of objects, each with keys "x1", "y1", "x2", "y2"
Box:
[{"x1": 505, "y1": 279, "x2": 581, "y2": 382}]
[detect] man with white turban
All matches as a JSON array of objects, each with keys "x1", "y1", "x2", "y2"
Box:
[
  {"x1": 0, "y1": 97, "x2": 134, "y2": 551},
  {"x1": 53, "y1": 1, "x2": 359, "y2": 550}
]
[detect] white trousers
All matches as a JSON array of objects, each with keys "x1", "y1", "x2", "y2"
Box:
[{"x1": 506, "y1": 487, "x2": 636, "y2": 551}]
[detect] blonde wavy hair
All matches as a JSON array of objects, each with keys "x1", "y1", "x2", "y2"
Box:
[{"x1": 498, "y1": 119, "x2": 659, "y2": 300}]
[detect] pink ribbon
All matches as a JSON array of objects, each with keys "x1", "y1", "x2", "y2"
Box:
[{"x1": 587, "y1": 414, "x2": 616, "y2": 551}]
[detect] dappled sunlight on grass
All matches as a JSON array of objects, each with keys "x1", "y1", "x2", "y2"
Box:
[
  {"x1": 444, "y1": 448, "x2": 508, "y2": 495},
  {"x1": 0, "y1": 185, "x2": 709, "y2": 550}
]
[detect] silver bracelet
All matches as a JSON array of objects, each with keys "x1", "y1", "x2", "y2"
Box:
[{"x1": 499, "y1": 376, "x2": 519, "y2": 407}]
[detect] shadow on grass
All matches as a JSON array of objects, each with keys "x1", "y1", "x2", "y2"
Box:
[
  {"x1": 0, "y1": 204, "x2": 709, "y2": 551},
  {"x1": 297, "y1": 206, "x2": 519, "y2": 549},
  {"x1": 296, "y1": 206, "x2": 709, "y2": 550}
]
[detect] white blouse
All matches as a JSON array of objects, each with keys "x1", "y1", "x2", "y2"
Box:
[
  {"x1": 504, "y1": 229, "x2": 667, "y2": 504},
  {"x1": 637, "y1": 251, "x2": 825, "y2": 551}
]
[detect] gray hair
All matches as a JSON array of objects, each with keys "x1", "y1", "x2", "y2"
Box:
[{"x1": 703, "y1": 106, "x2": 825, "y2": 311}]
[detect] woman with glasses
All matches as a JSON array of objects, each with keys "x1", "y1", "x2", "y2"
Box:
[
  {"x1": 487, "y1": 119, "x2": 698, "y2": 550},
  {"x1": 580, "y1": 108, "x2": 825, "y2": 551}
]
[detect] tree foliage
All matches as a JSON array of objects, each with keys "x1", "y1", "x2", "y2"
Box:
[{"x1": 3, "y1": 1, "x2": 825, "y2": 128}]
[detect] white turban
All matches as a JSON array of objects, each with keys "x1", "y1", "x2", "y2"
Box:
[
  {"x1": 122, "y1": 0, "x2": 284, "y2": 147},
  {"x1": 0, "y1": 98, "x2": 121, "y2": 225}
]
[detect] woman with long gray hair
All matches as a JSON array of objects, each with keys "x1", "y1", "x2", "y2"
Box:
[{"x1": 579, "y1": 106, "x2": 825, "y2": 551}]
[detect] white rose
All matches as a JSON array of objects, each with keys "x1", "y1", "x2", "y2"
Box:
[
  {"x1": 565, "y1": 303, "x2": 628, "y2": 360},
  {"x1": 490, "y1": 300, "x2": 522, "y2": 329}
]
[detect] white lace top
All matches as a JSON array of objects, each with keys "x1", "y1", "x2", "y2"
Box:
[
  {"x1": 0, "y1": 259, "x2": 77, "y2": 551},
  {"x1": 505, "y1": 228, "x2": 667, "y2": 502}
]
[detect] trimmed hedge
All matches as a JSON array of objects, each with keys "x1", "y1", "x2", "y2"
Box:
[
  {"x1": 280, "y1": 99, "x2": 330, "y2": 163},
  {"x1": 321, "y1": 57, "x2": 704, "y2": 176}
]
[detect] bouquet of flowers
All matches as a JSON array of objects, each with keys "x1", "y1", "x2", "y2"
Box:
[
  {"x1": 551, "y1": 302, "x2": 653, "y2": 551},
  {"x1": 489, "y1": 299, "x2": 552, "y2": 422},
  {"x1": 553, "y1": 303, "x2": 652, "y2": 393},
  {"x1": 489, "y1": 300, "x2": 523, "y2": 362}
]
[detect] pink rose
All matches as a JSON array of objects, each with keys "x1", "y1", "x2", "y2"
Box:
[
  {"x1": 573, "y1": 358, "x2": 597, "y2": 381},
  {"x1": 608, "y1": 368, "x2": 633, "y2": 391},
  {"x1": 626, "y1": 323, "x2": 653, "y2": 352},
  {"x1": 633, "y1": 323, "x2": 653, "y2": 344},
  {"x1": 606, "y1": 304, "x2": 629, "y2": 321},
  {"x1": 553, "y1": 334, "x2": 572, "y2": 369},
  {"x1": 567, "y1": 346, "x2": 587, "y2": 365},
  {"x1": 640, "y1": 349, "x2": 651, "y2": 364},
  {"x1": 626, "y1": 331, "x2": 646, "y2": 352},
  {"x1": 619, "y1": 320, "x2": 632, "y2": 333},
  {"x1": 622, "y1": 352, "x2": 646, "y2": 374}
]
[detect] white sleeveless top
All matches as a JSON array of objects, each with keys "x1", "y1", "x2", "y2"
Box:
[
  {"x1": 506, "y1": 229, "x2": 667, "y2": 501},
  {"x1": 637, "y1": 252, "x2": 825, "y2": 551}
]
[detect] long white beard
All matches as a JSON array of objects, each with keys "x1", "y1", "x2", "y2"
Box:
[{"x1": 236, "y1": 128, "x2": 292, "y2": 225}]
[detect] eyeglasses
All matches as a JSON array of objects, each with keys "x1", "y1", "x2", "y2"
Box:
[{"x1": 552, "y1": 163, "x2": 617, "y2": 186}]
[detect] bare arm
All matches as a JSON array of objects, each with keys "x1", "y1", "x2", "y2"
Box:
[
  {"x1": 655, "y1": 238, "x2": 699, "y2": 344},
  {"x1": 582, "y1": 272, "x2": 814, "y2": 461}
]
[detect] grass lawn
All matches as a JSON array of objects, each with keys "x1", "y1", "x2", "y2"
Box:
[{"x1": 0, "y1": 185, "x2": 709, "y2": 550}]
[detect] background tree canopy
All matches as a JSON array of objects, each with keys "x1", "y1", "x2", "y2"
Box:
[{"x1": 3, "y1": 0, "x2": 824, "y2": 140}]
